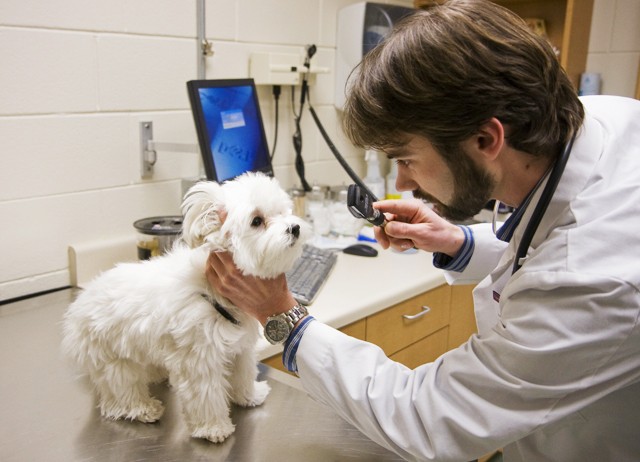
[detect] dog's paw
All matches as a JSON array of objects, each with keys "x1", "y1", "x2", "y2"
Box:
[
  {"x1": 102, "y1": 398, "x2": 165, "y2": 423},
  {"x1": 234, "y1": 380, "x2": 271, "y2": 407},
  {"x1": 134, "y1": 398, "x2": 165, "y2": 423},
  {"x1": 191, "y1": 421, "x2": 235, "y2": 443}
]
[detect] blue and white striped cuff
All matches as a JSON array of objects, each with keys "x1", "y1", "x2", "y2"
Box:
[
  {"x1": 433, "y1": 225, "x2": 474, "y2": 272},
  {"x1": 282, "y1": 315, "x2": 316, "y2": 373}
]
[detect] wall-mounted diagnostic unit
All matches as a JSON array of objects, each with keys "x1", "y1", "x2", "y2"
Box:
[{"x1": 335, "y1": 2, "x2": 415, "y2": 109}]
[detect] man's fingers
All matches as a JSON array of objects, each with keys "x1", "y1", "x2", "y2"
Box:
[
  {"x1": 373, "y1": 225, "x2": 391, "y2": 249},
  {"x1": 384, "y1": 220, "x2": 413, "y2": 239},
  {"x1": 206, "y1": 251, "x2": 240, "y2": 292},
  {"x1": 373, "y1": 199, "x2": 419, "y2": 217},
  {"x1": 208, "y1": 250, "x2": 234, "y2": 271}
]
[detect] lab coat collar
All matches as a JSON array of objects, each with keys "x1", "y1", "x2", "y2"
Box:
[{"x1": 509, "y1": 111, "x2": 604, "y2": 260}]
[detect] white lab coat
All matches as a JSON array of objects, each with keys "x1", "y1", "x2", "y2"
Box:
[{"x1": 295, "y1": 96, "x2": 640, "y2": 461}]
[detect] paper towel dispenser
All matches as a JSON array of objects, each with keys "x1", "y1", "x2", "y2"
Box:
[{"x1": 334, "y1": 2, "x2": 415, "y2": 109}]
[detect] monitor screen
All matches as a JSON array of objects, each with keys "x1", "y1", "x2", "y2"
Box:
[{"x1": 187, "y1": 79, "x2": 273, "y2": 182}]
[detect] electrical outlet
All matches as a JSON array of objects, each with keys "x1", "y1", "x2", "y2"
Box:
[
  {"x1": 250, "y1": 52, "x2": 303, "y2": 85},
  {"x1": 250, "y1": 52, "x2": 330, "y2": 86}
]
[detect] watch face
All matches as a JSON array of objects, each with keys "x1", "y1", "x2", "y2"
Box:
[{"x1": 265, "y1": 318, "x2": 289, "y2": 343}]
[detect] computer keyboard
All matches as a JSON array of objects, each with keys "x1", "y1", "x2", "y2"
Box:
[{"x1": 286, "y1": 245, "x2": 337, "y2": 305}]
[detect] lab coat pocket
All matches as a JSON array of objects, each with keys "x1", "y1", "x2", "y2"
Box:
[{"x1": 473, "y1": 257, "x2": 513, "y2": 334}]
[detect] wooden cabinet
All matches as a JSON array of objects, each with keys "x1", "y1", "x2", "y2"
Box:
[
  {"x1": 261, "y1": 283, "x2": 491, "y2": 455},
  {"x1": 636, "y1": 60, "x2": 640, "y2": 100},
  {"x1": 263, "y1": 283, "x2": 477, "y2": 372},
  {"x1": 449, "y1": 284, "x2": 477, "y2": 349},
  {"x1": 367, "y1": 284, "x2": 451, "y2": 364},
  {"x1": 413, "y1": 0, "x2": 594, "y2": 89},
  {"x1": 390, "y1": 327, "x2": 449, "y2": 369},
  {"x1": 340, "y1": 318, "x2": 366, "y2": 341}
]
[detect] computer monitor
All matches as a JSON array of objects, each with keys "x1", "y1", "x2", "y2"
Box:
[{"x1": 187, "y1": 79, "x2": 274, "y2": 182}]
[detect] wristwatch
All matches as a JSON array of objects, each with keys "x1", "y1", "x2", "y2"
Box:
[{"x1": 264, "y1": 303, "x2": 308, "y2": 345}]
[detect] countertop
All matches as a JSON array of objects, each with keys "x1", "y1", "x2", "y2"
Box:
[{"x1": 0, "y1": 288, "x2": 406, "y2": 462}]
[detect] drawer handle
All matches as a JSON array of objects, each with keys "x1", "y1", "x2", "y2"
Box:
[{"x1": 403, "y1": 306, "x2": 431, "y2": 321}]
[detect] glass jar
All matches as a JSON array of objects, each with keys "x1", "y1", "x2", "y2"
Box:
[
  {"x1": 329, "y1": 186, "x2": 363, "y2": 236},
  {"x1": 306, "y1": 184, "x2": 331, "y2": 236},
  {"x1": 133, "y1": 216, "x2": 182, "y2": 260},
  {"x1": 288, "y1": 187, "x2": 306, "y2": 218}
]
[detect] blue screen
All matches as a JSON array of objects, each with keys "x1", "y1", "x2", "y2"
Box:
[{"x1": 197, "y1": 85, "x2": 271, "y2": 182}]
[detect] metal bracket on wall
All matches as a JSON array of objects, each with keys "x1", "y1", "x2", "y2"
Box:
[{"x1": 139, "y1": 121, "x2": 199, "y2": 178}]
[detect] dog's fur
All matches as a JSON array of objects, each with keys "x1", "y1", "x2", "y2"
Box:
[{"x1": 62, "y1": 172, "x2": 310, "y2": 443}]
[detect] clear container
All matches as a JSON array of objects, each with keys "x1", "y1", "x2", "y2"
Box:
[
  {"x1": 364, "y1": 150, "x2": 385, "y2": 200},
  {"x1": 133, "y1": 216, "x2": 183, "y2": 260},
  {"x1": 329, "y1": 186, "x2": 363, "y2": 236},
  {"x1": 288, "y1": 187, "x2": 306, "y2": 219},
  {"x1": 385, "y1": 161, "x2": 402, "y2": 200},
  {"x1": 306, "y1": 184, "x2": 331, "y2": 236}
]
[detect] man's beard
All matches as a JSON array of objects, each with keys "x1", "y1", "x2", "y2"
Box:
[{"x1": 413, "y1": 145, "x2": 496, "y2": 222}]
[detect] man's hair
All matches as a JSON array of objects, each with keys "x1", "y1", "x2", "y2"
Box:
[{"x1": 342, "y1": 0, "x2": 584, "y2": 159}]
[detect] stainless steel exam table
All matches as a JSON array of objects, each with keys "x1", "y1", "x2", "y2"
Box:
[{"x1": 0, "y1": 288, "x2": 402, "y2": 461}]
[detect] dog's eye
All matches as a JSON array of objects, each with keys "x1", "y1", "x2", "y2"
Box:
[{"x1": 251, "y1": 216, "x2": 264, "y2": 228}]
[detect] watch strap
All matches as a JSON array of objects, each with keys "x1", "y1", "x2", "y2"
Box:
[{"x1": 285, "y1": 303, "x2": 308, "y2": 326}]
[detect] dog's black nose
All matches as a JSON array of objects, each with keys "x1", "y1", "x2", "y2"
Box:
[{"x1": 289, "y1": 224, "x2": 300, "y2": 238}]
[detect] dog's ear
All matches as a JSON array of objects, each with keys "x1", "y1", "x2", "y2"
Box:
[{"x1": 180, "y1": 181, "x2": 226, "y2": 248}]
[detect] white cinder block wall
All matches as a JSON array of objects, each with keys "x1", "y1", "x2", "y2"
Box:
[
  {"x1": 0, "y1": 0, "x2": 413, "y2": 302},
  {"x1": 1, "y1": 0, "x2": 639, "y2": 302},
  {"x1": 586, "y1": 0, "x2": 640, "y2": 97}
]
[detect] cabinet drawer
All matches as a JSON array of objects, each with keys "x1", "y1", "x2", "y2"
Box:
[
  {"x1": 340, "y1": 319, "x2": 366, "y2": 340},
  {"x1": 390, "y1": 327, "x2": 449, "y2": 369},
  {"x1": 366, "y1": 285, "x2": 451, "y2": 356}
]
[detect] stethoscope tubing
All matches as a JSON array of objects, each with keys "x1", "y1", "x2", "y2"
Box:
[{"x1": 512, "y1": 132, "x2": 577, "y2": 274}]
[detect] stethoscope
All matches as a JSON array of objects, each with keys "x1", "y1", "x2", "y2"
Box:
[{"x1": 492, "y1": 132, "x2": 577, "y2": 275}]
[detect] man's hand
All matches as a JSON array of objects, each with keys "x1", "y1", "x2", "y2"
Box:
[
  {"x1": 373, "y1": 199, "x2": 465, "y2": 257},
  {"x1": 206, "y1": 251, "x2": 297, "y2": 325}
]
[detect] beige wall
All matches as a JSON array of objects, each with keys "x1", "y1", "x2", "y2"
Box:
[
  {"x1": 0, "y1": 0, "x2": 413, "y2": 301},
  {"x1": 587, "y1": 0, "x2": 640, "y2": 96},
  {"x1": 2, "y1": 0, "x2": 638, "y2": 301}
]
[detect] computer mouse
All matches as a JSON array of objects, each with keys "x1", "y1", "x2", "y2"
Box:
[{"x1": 343, "y1": 243, "x2": 378, "y2": 257}]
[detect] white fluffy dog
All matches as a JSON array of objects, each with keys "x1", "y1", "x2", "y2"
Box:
[{"x1": 62, "y1": 172, "x2": 310, "y2": 443}]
